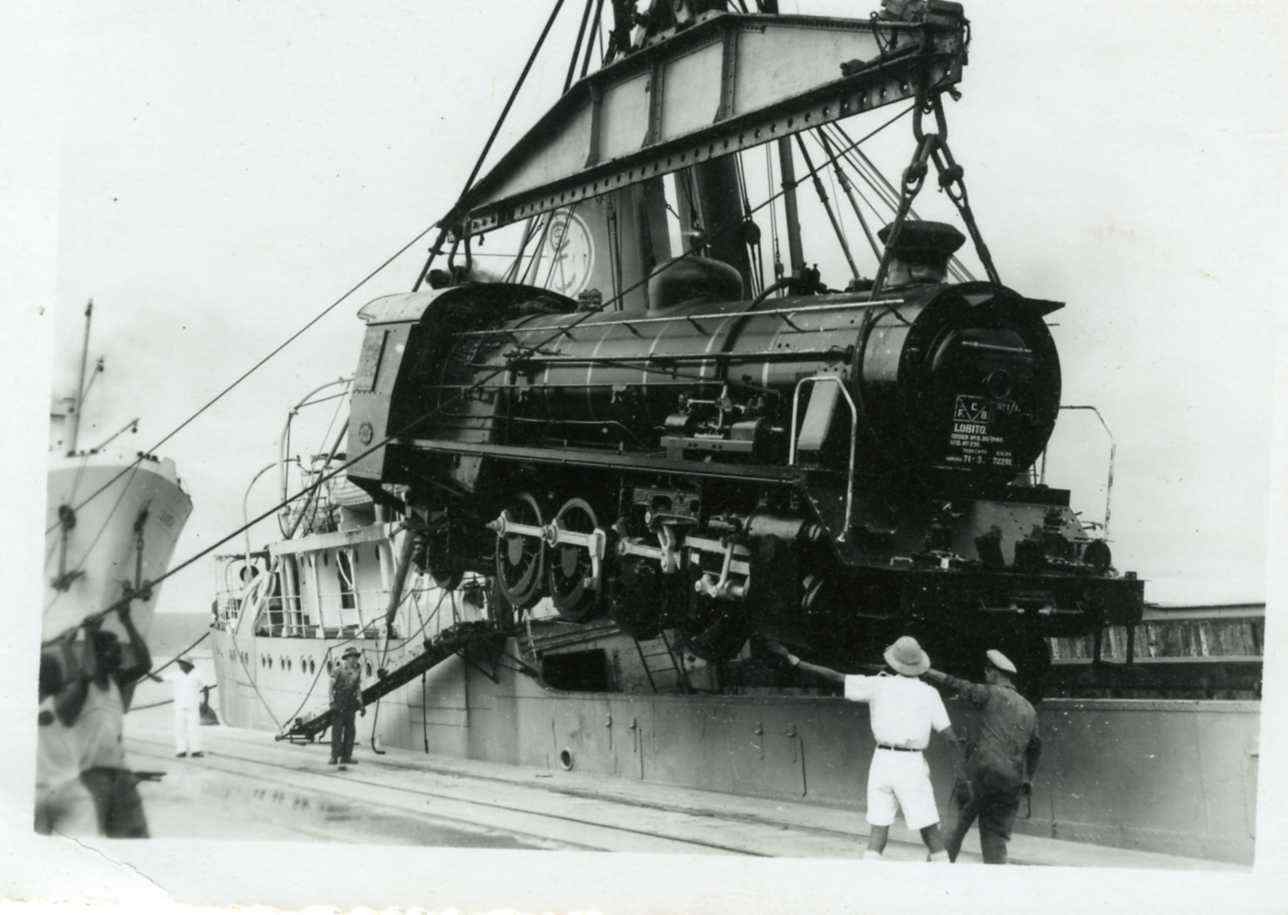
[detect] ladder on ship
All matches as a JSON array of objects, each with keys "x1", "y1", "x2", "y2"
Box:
[
  {"x1": 276, "y1": 620, "x2": 506, "y2": 742},
  {"x1": 633, "y1": 630, "x2": 691, "y2": 694}
]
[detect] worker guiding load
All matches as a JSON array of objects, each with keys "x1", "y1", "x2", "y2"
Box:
[{"x1": 770, "y1": 637, "x2": 1040, "y2": 863}]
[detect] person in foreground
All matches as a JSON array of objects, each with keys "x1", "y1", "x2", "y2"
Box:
[
  {"x1": 73, "y1": 603, "x2": 152, "y2": 837},
  {"x1": 922, "y1": 649, "x2": 1041, "y2": 864},
  {"x1": 768, "y1": 635, "x2": 963, "y2": 861},
  {"x1": 329, "y1": 646, "x2": 365, "y2": 768}
]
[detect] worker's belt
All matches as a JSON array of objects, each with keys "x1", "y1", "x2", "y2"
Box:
[{"x1": 877, "y1": 744, "x2": 923, "y2": 752}]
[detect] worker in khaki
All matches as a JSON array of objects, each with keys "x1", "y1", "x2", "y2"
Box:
[
  {"x1": 329, "y1": 646, "x2": 365, "y2": 767},
  {"x1": 922, "y1": 649, "x2": 1041, "y2": 864},
  {"x1": 769, "y1": 635, "x2": 964, "y2": 861}
]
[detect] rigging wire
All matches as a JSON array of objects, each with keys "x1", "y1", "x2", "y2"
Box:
[
  {"x1": 814, "y1": 128, "x2": 881, "y2": 263},
  {"x1": 47, "y1": 222, "x2": 437, "y2": 537},
  {"x1": 55, "y1": 0, "x2": 571, "y2": 542},
  {"x1": 579, "y1": 0, "x2": 606, "y2": 79},
  {"x1": 50, "y1": 103, "x2": 916, "y2": 648},
  {"x1": 825, "y1": 121, "x2": 975, "y2": 283},
  {"x1": 794, "y1": 135, "x2": 860, "y2": 281},
  {"x1": 564, "y1": 0, "x2": 596, "y2": 93},
  {"x1": 764, "y1": 144, "x2": 784, "y2": 283},
  {"x1": 413, "y1": 0, "x2": 570, "y2": 292}
]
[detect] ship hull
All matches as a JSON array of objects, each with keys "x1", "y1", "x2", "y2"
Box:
[
  {"x1": 211, "y1": 624, "x2": 1259, "y2": 865},
  {"x1": 45, "y1": 452, "x2": 193, "y2": 643}
]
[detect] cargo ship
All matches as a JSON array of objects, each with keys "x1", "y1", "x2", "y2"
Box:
[{"x1": 44, "y1": 301, "x2": 193, "y2": 652}]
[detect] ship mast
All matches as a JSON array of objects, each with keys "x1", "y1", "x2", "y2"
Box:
[{"x1": 68, "y1": 298, "x2": 93, "y2": 455}]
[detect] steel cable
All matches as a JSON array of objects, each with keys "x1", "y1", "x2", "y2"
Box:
[{"x1": 47, "y1": 104, "x2": 915, "y2": 648}]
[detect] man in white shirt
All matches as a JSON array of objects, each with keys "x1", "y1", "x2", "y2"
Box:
[
  {"x1": 770, "y1": 635, "x2": 963, "y2": 861},
  {"x1": 168, "y1": 658, "x2": 207, "y2": 758}
]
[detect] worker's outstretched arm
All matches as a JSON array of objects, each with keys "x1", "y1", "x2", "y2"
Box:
[
  {"x1": 118, "y1": 602, "x2": 152, "y2": 680},
  {"x1": 764, "y1": 640, "x2": 847, "y2": 686},
  {"x1": 923, "y1": 667, "x2": 990, "y2": 706}
]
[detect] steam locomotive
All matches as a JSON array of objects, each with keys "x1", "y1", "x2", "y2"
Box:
[{"x1": 344, "y1": 219, "x2": 1142, "y2": 683}]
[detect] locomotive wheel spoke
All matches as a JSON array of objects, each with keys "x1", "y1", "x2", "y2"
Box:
[
  {"x1": 548, "y1": 497, "x2": 601, "y2": 622},
  {"x1": 494, "y1": 492, "x2": 545, "y2": 610}
]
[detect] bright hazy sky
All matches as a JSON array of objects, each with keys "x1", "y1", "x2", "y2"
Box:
[{"x1": 24, "y1": 0, "x2": 1288, "y2": 616}]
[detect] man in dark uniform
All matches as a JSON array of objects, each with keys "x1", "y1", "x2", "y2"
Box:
[
  {"x1": 329, "y1": 646, "x2": 364, "y2": 768},
  {"x1": 922, "y1": 649, "x2": 1041, "y2": 864}
]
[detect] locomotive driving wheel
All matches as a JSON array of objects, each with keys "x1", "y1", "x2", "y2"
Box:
[
  {"x1": 548, "y1": 497, "x2": 603, "y2": 622},
  {"x1": 494, "y1": 492, "x2": 545, "y2": 610}
]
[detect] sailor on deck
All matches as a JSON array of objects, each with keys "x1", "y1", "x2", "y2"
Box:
[
  {"x1": 168, "y1": 657, "x2": 207, "y2": 758},
  {"x1": 770, "y1": 635, "x2": 964, "y2": 861},
  {"x1": 923, "y1": 649, "x2": 1042, "y2": 864}
]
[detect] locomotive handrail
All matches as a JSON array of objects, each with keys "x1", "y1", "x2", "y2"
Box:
[
  {"x1": 789, "y1": 375, "x2": 858, "y2": 541},
  {"x1": 448, "y1": 297, "x2": 906, "y2": 338},
  {"x1": 1043, "y1": 404, "x2": 1116, "y2": 536}
]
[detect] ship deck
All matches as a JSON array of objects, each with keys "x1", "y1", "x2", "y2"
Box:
[{"x1": 113, "y1": 704, "x2": 1244, "y2": 870}]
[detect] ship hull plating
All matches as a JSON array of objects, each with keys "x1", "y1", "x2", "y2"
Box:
[{"x1": 45, "y1": 453, "x2": 193, "y2": 642}]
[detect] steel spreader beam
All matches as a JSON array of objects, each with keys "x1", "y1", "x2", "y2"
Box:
[{"x1": 443, "y1": 8, "x2": 967, "y2": 238}]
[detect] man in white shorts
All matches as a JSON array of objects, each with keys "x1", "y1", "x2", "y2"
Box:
[{"x1": 770, "y1": 635, "x2": 963, "y2": 861}]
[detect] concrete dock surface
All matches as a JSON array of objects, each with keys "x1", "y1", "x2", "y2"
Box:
[{"x1": 85, "y1": 704, "x2": 1242, "y2": 868}]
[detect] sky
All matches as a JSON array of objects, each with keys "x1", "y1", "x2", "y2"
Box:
[{"x1": 26, "y1": 0, "x2": 1288, "y2": 617}]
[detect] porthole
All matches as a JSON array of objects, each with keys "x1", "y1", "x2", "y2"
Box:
[{"x1": 559, "y1": 748, "x2": 575, "y2": 771}]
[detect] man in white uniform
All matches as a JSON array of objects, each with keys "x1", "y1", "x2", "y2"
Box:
[
  {"x1": 770, "y1": 635, "x2": 963, "y2": 861},
  {"x1": 169, "y1": 658, "x2": 207, "y2": 758}
]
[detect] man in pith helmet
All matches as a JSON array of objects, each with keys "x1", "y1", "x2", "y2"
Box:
[
  {"x1": 923, "y1": 648, "x2": 1042, "y2": 864},
  {"x1": 769, "y1": 635, "x2": 964, "y2": 861}
]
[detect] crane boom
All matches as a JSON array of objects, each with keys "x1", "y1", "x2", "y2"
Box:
[{"x1": 444, "y1": 5, "x2": 968, "y2": 239}]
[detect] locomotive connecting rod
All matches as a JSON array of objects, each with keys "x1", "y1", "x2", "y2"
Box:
[{"x1": 487, "y1": 510, "x2": 608, "y2": 591}]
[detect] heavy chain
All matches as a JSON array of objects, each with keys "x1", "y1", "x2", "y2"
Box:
[{"x1": 871, "y1": 91, "x2": 1000, "y2": 295}]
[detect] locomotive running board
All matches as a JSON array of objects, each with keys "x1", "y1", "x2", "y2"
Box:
[{"x1": 404, "y1": 438, "x2": 809, "y2": 486}]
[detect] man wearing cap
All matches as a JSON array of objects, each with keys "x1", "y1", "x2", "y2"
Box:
[
  {"x1": 168, "y1": 658, "x2": 207, "y2": 758},
  {"x1": 329, "y1": 647, "x2": 365, "y2": 767},
  {"x1": 769, "y1": 635, "x2": 963, "y2": 862},
  {"x1": 922, "y1": 649, "x2": 1042, "y2": 864}
]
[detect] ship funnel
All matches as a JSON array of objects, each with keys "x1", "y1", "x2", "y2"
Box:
[{"x1": 878, "y1": 220, "x2": 965, "y2": 286}]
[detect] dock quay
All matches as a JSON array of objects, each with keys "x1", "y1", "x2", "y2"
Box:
[{"x1": 100, "y1": 703, "x2": 1245, "y2": 869}]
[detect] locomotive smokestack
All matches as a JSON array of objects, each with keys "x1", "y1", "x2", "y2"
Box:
[{"x1": 877, "y1": 220, "x2": 966, "y2": 287}]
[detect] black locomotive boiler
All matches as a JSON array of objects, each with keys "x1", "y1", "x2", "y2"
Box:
[{"x1": 345, "y1": 221, "x2": 1143, "y2": 684}]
